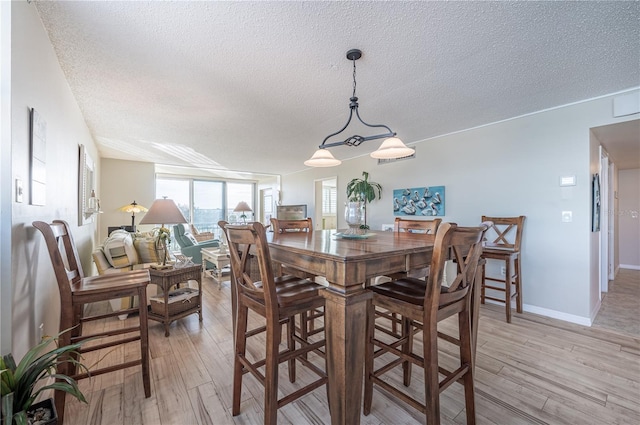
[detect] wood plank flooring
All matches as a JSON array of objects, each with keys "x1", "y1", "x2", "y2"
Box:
[{"x1": 61, "y1": 272, "x2": 640, "y2": 425}]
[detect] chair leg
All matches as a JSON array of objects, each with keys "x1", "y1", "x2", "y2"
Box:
[
  {"x1": 287, "y1": 316, "x2": 296, "y2": 383},
  {"x1": 423, "y1": 322, "x2": 440, "y2": 425},
  {"x1": 505, "y1": 260, "x2": 512, "y2": 323},
  {"x1": 515, "y1": 257, "x2": 523, "y2": 313},
  {"x1": 138, "y1": 287, "x2": 151, "y2": 397},
  {"x1": 459, "y1": 309, "x2": 476, "y2": 425},
  {"x1": 264, "y1": 320, "x2": 280, "y2": 425},
  {"x1": 402, "y1": 317, "x2": 413, "y2": 386},
  {"x1": 363, "y1": 299, "x2": 375, "y2": 416},
  {"x1": 300, "y1": 312, "x2": 309, "y2": 360},
  {"x1": 480, "y1": 261, "x2": 486, "y2": 305},
  {"x1": 232, "y1": 305, "x2": 249, "y2": 416},
  {"x1": 55, "y1": 326, "x2": 73, "y2": 425}
]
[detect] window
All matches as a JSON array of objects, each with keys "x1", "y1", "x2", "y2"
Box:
[
  {"x1": 322, "y1": 185, "x2": 337, "y2": 214},
  {"x1": 156, "y1": 177, "x2": 255, "y2": 235}
]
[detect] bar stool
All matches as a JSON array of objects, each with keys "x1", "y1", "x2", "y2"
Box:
[
  {"x1": 363, "y1": 222, "x2": 488, "y2": 424},
  {"x1": 33, "y1": 220, "x2": 151, "y2": 424},
  {"x1": 480, "y1": 215, "x2": 526, "y2": 323},
  {"x1": 220, "y1": 222, "x2": 327, "y2": 425}
]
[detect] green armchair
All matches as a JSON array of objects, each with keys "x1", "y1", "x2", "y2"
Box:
[{"x1": 173, "y1": 224, "x2": 220, "y2": 265}]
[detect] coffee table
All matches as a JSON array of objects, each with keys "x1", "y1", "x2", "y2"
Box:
[{"x1": 201, "y1": 247, "x2": 230, "y2": 289}]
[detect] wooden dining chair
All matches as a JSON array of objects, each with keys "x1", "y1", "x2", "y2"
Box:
[
  {"x1": 363, "y1": 222, "x2": 488, "y2": 425},
  {"x1": 269, "y1": 217, "x2": 323, "y2": 339},
  {"x1": 376, "y1": 217, "x2": 443, "y2": 336},
  {"x1": 32, "y1": 220, "x2": 151, "y2": 424},
  {"x1": 220, "y1": 222, "x2": 327, "y2": 425},
  {"x1": 480, "y1": 215, "x2": 525, "y2": 323}
]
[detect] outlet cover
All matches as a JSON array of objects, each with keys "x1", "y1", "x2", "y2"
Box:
[{"x1": 562, "y1": 211, "x2": 572, "y2": 222}]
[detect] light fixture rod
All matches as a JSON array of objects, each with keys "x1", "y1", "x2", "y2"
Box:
[
  {"x1": 305, "y1": 49, "x2": 414, "y2": 167},
  {"x1": 318, "y1": 49, "x2": 397, "y2": 150}
]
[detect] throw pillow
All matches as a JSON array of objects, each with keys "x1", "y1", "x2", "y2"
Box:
[
  {"x1": 183, "y1": 233, "x2": 198, "y2": 247},
  {"x1": 134, "y1": 237, "x2": 162, "y2": 264},
  {"x1": 103, "y1": 230, "x2": 138, "y2": 268}
]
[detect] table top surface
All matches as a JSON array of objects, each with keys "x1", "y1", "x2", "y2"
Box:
[{"x1": 267, "y1": 229, "x2": 434, "y2": 261}]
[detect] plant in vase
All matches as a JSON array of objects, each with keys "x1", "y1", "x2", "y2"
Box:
[
  {"x1": 154, "y1": 227, "x2": 171, "y2": 267},
  {"x1": 346, "y1": 171, "x2": 382, "y2": 234},
  {"x1": 1, "y1": 329, "x2": 88, "y2": 425}
]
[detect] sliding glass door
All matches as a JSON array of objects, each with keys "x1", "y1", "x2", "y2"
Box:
[{"x1": 156, "y1": 177, "x2": 255, "y2": 236}]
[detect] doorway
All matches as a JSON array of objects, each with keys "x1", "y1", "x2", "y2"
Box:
[
  {"x1": 600, "y1": 147, "x2": 610, "y2": 294},
  {"x1": 314, "y1": 177, "x2": 337, "y2": 230}
]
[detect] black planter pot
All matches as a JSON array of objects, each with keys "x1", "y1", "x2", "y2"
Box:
[{"x1": 26, "y1": 398, "x2": 57, "y2": 425}]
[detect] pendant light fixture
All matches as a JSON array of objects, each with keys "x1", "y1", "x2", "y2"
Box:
[{"x1": 304, "y1": 49, "x2": 414, "y2": 167}]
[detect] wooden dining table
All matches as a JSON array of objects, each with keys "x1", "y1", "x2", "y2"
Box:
[{"x1": 267, "y1": 229, "x2": 436, "y2": 425}]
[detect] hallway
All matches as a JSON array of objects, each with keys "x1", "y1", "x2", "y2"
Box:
[{"x1": 593, "y1": 268, "x2": 640, "y2": 337}]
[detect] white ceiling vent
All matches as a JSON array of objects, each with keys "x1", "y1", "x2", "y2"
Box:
[{"x1": 377, "y1": 147, "x2": 416, "y2": 165}]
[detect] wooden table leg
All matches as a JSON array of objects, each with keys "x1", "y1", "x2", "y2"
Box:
[{"x1": 320, "y1": 287, "x2": 372, "y2": 425}]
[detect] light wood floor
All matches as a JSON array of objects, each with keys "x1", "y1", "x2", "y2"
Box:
[{"x1": 63, "y1": 272, "x2": 640, "y2": 425}]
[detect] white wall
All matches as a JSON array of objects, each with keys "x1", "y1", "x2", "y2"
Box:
[
  {"x1": 99, "y1": 159, "x2": 156, "y2": 242},
  {"x1": 9, "y1": 2, "x2": 100, "y2": 357},
  {"x1": 0, "y1": 0, "x2": 13, "y2": 354},
  {"x1": 618, "y1": 168, "x2": 640, "y2": 269},
  {"x1": 282, "y1": 90, "x2": 640, "y2": 325}
]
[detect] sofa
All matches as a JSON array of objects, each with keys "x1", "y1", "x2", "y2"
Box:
[
  {"x1": 92, "y1": 230, "x2": 164, "y2": 318},
  {"x1": 92, "y1": 229, "x2": 164, "y2": 274},
  {"x1": 173, "y1": 224, "x2": 220, "y2": 266}
]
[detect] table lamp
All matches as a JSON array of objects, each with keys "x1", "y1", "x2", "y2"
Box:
[
  {"x1": 139, "y1": 197, "x2": 188, "y2": 269},
  {"x1": 233, "y1": 201, "x2": 252, "y2": 223},
  {"x1": 118, "y1": 200, "x2": 148, "y2": 231}
]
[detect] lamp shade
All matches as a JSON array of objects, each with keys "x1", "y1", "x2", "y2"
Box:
[
  {"x1": 233, "y1": 201, "x2": 252, "y2": 213},
  {"x1": 118, "y1": 201, "x2": 148, "y2": 214},
  {"x1": 138, "y1": 198, "x2": 187, "y2": 226},
  {"x1": 304, "y1": 149, "x2": 342, "y2": 167},
  {"x1": 370, "y1": 137, "x2": 415, "y2": 159}
]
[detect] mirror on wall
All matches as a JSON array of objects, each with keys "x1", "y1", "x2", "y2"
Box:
[{"x1": 78, "y1": 144, "x2": 98, "y2": 226}]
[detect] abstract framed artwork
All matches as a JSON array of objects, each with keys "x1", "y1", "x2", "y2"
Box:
[
  {"x1": 393, "y1": 186, "x2": 445, "y2": 216},
  {"x1": 591, "y1": 173, "x2": 600, "y2": 232},
  {"x1": 30, "y1": 108, "x2": 47, "y2": 206}
]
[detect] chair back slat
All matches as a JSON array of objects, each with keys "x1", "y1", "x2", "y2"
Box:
[
  {"x1": 424, "y1": 222, "x2": 488, "y2": 311},
  {"x1": 394, "y1": 217, "x2": 442, "y2": 234},
  {"x1": 220, "y1": 221, "x2": 279, "y2": 312},
  {"x1": 270, "y1": 218, "x2": 312, "y2": 233},
  {"x1": 481, "y1": 216, "x2": 525, "y2": 251},
  {"x1": 32, "y1": 220, "x2": 85, "y2": 303}
]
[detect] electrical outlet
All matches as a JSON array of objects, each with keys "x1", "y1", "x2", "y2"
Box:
[
  {"x1": 38, "y1": 323, "x2": 44, "y2": 341},
  {"x1": 501, "y1": 267, "x2": 506, "y2": 276}
]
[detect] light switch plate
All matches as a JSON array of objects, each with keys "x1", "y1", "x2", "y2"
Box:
[{"x1": 562, "y1": 211, "x2": 572, "y2": 222}]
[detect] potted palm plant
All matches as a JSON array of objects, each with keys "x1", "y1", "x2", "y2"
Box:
[
  {"x1": 346, "y1": 171, "x2": 382, "y2": 233},
  {"x1": 1, "y1": 330, "x2": 88, "y2": 425}
]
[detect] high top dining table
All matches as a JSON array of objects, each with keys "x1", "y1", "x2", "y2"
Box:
[{"x1": 267, "y1": 229, "x2": 436, "y2": 425}]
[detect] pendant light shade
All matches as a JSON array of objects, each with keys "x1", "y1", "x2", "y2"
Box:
[
  {"x1": 304, "y1": 149, "x2": 342, "y2": 167},
  {"x1": 370, "y1": 137, "x2": 415, "y2": 159}
]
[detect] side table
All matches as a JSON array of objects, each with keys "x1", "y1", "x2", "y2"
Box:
[
  {"x1": 201, "y1": 248, "x2": 230, "y2": 289},
  {"x1": 147, "y1": 264, "x2": 202, "y2": 337}
]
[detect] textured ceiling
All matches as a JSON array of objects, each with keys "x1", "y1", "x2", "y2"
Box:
[{"x1": 34, "y1": 1, "x2": 640, "y2": 176}]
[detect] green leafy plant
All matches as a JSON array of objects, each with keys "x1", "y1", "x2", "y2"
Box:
[
  {"x1": 346, "y1": 171, "x2": 383, "y2": 229},
  {"x1": 1, "y1": 330, "x2": 88, "y2": 425}
]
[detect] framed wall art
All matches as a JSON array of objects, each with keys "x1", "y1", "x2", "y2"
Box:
[
  {"x1": 591, "y1": 173, "x2": 601, "y2": 232},
  {"x1": 393, "y1": 186, "x2": 445, "y2": 216},
  {"x1": 30, "y1": 108, "x2": 46, "y2": 206}
]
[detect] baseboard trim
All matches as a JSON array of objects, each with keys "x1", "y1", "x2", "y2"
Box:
[
  {"x1": 482, "y1": 299, "x2": 593, "y2": 326},
  {"x1": 620, "y1": 264, "x2": 640, "y2": 270},
  {"x1": 522, "y1": 304, "x2": 592, "y2": 326}
]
